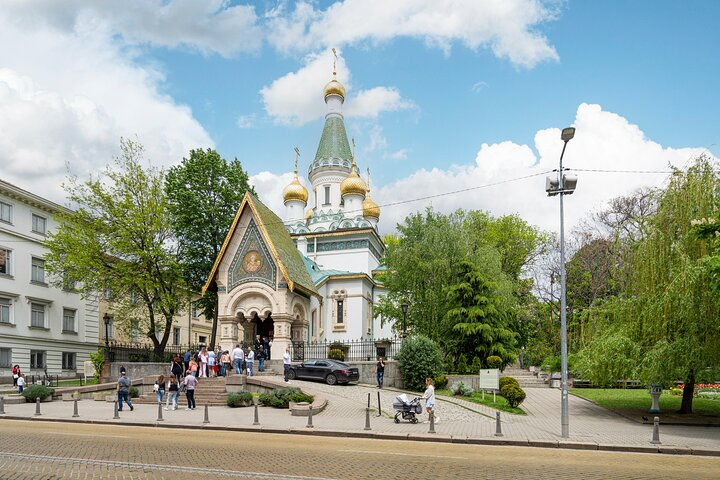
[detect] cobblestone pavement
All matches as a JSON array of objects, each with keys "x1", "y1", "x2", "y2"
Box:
[{"x1": 1, "y1": 421, "x2": 719, "y2": 479}]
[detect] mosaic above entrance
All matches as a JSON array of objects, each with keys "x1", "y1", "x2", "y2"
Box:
[{"x1": 228, "y1": 218, "x2": 277, "y2": 291}]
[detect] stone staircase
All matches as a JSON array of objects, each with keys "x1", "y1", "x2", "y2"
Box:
[
  {"x1": 501, "y1": 365, "x2": 550, "y2": 388},
  {"x1": 135, "y1": 376, "x2": 229, "y2": 407}
]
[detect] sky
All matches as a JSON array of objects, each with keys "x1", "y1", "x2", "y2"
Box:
[{"x1": 1, "y1": 0, "x2": 719, "y2": 236}]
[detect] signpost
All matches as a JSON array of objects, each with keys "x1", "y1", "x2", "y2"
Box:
[
  {"x1": 479, "y1": 368, "x2": 500, "y2": 402},
  {"x1": 83, "y1": 361, "x2": 94, "y2": 384}
]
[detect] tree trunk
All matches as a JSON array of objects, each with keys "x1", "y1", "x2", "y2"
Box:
[
  {"x1": 678, "y1": 369, "x2": 695, "y2": 414},
  {"x1": 209, "y1": 290, "x2": 219, "y2": 351}
]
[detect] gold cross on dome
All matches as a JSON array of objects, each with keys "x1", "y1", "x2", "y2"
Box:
[
  {"x1": 294, "y1": 146, "x2": 300, "y2": 173},
  {"x1": 332, "y1": 48, "x2": 337, "y2": 77}
]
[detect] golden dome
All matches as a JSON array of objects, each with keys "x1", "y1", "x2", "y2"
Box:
[
  {"x1": 305, "y1": 208, "x2": 313, "y2": 221},
  {"x1": 340, "y1": 165, "x2": 367, "y2": 197},
  {"x1": 283, "y1": 175, "x2": 308, "y2": 204},
  {"x1": 324, "y1": 78, "x2": 345, "y2": 100},
  {"x1": 362, "y1": 193, "x2": 380, "y2": 219}
]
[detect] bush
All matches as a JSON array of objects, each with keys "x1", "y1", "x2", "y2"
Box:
[
  {"x1": 470, "y1": 356, "x2": 483, "y2": 373},
  {"x1": 328, "y1": 349, "x2": 345, "y2": 361},
  {"x1": 22, "y1": 384, "x2": 55, "y2": 402},
  {"x1": 434, "y1": 375, "x2": 449, "y2": 390},
  {"x1": 88, "y1": 349, "x2": 105, "y2": 380},
  {"x1": 542, "y1": 355, "x2": 561, "y2": 372},
  {"x1": 450, "y1": 381, "x2": 474, "y2": 396},
  {"x1": 227, "y1": 391, "x2": 254, "y2": 408},
  {"x1": 499, "y1": 376, "x2": 520, "y2": 391},
  {"x1": 258, "y1": 387, "x2": 312, "y2": 409},
  {"x1": 395, "y1": 335, "x2": 443, "y2": 391},
  {"x1": 129, "y1": 386, "x2": 139, "y2": 398},
  {"x1": 500, "y1": 384, "x2": 526, "y2": 408},
  {"x1": 456, "y1": 354, "x2": 469, "y2": 374},
  {"x1": 486, "y1": 356, "x2": 503, "y2": 369}
]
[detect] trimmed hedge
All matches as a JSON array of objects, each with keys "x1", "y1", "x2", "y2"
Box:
[
  {"x1": 499, "y1": 376, "x2": 520, "y2": 391},
  {"x1": 500, "y1": 384, "x2": 526, "y2": 408},
  {"x1": 486, "y1": 356, "x2": 503, "y2": 369},
  {"x1": 21, "y1": 384, "x2": 55, "y2": 402},
  {"x1": 328, "y1": 349, "x2": 345, "y2": 361},
  {"x1": 129, "y1": 386, "x2": 139, "y2": 398},
  {"x1": 258, "y1": 387, "x2": 314, "y2": 409},
  {"x1": 227, "y1": 391, "x2": 254, "y2": 408},
  {"x1": 434, "y1": 375, "x2": 449, "y2": 390}
]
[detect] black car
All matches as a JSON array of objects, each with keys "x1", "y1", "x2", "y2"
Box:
[{"x1": 287, "y1": 359, "x2": 360, "y2": 385}]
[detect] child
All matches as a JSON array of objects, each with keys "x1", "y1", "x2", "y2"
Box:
[
  {"x1": 154, "y1": 375, "x2": 165, "y2": 404},
  {"x1": 17, "y1": 374, "x2": 25, "y2": 394}
]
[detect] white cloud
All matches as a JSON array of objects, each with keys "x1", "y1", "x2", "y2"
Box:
[
  {"x1": 250, "y1": 170, "x2": 311, "y2": 220},
  {"x1": 374, "y1": 103, "x2": 708, "y2": 234},
  {"x1": 260, "y1": 49, "x2": 415, "y2": 125},
  {"x1": 0, "y1": 9, "x2": 213, "y2": 202},
  {"x1": 4, "y1": 0, "x2": 262, "y2": 57},
  {"x1": 268, "y1": 0, "x2": 559, "y2": 68},
  {"x1": 385, "y1": 149, "x2": 409, "y2": 161},
  {"x1": 236, "y1": 114, "x2": 256, "y2": 129},
  {"x1": 471, "y1": 81, "x2": 488, "y2": 93}
]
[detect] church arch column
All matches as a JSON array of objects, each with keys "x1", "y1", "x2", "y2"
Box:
[{"x1": 270, "y1": 314, "x2": 293, "y2": 361}]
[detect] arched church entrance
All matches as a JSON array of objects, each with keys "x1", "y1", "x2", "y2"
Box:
[{"x1": 254, "y1": 312, "x2": 274, "y2": 341}]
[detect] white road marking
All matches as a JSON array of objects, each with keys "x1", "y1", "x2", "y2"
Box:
[
  {"x1": 45, "y1": 432, "x2": 130, "y2": 439},
  {"x1": 339, "y1": 449, "x2": 467, "y2": 460}
]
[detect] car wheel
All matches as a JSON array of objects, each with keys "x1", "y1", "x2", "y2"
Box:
[
  {"x1": 287, "y1": 369, "x2": 296, "y2": 380},
  {"x1": 325, "y1": 373, "x2": 337, "y2": 385}
]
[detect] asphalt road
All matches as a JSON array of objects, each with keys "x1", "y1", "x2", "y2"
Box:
[{"x1": 0, "y1": 420, "x2": 717, "y2": 479}]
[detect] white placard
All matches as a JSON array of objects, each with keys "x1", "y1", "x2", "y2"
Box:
[
  {"x1": 83, "y1": 360, "x2": 95, "y2": 377},
  {"x1": 479, "y1": 368, "x2": 500, "y2": 390}
]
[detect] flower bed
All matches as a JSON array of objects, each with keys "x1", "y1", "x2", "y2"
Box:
[{"x1": 669, "y1": 383, "x2": 720, "y2": 398}]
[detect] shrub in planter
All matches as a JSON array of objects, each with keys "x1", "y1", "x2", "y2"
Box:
[
  {"x1": 259, "y1": 387, "x2": 312, "y2": 408},
  {"x1": 288, "y1": 392, "x2": 314, "y2": 404},
  {"x1": 499, "y1": 376, "x2": 520, "y2": 391},
  {"x1": 500, "y1": 384, "x2": 526, "y2": 408},
  {"x1": 328, "y1": 349, "x2": 345, "y2": 361},
  {"x1": 486, "y1": 356, "x2": 503, "y2": 369},
  {"x1": 227, "y1": 391, "x2": 254, "y2": 408},
  {"x1": 434, "y1": 375, "x2": 449, "y2": 390},
  {"x1": 129, "y1": 386, "x2": 139, "y2": 398},
  {"x1": 22, "y1": 384, "x2": 55, "y2": 402}
]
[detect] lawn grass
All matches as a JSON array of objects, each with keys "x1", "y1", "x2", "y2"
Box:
[
  {"x1": 570, "y1": 388, "x2": 720, "y2": 416},
  {"x1": 437, "y1": 388, "x2": 526, "y2": 415},
  {"x1": 56, "y1": 378, "x2": 99, "y2": 387}
]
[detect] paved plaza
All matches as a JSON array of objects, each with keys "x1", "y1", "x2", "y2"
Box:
[{"x1": 2, "y1": 377, "x2": 719, "y2": 455}]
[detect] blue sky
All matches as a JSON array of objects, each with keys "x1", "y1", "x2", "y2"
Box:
[{"x1": 0, "y1": 0, "x2": 718, "y2": 234}]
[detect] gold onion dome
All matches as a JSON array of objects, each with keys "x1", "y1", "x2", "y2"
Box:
[
  {"x1": 305, "y1": 208, "x2": 313, "y2": 221},
  {"x1": 324, "y1": 78, "x2": 345, "y2": 100},
  {"x1": 340, "y1": 165, "x2": 367, "y2": 197},
  {"x1": 362, "y1": 193, "x2": 380, "y2": 219},
  {"x1": 283, "y1": 175, "x2": 308, "y2": 204}
]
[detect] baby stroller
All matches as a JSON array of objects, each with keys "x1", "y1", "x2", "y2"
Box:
[{"x1": 393, "y1": 393, "x2": 422, "y2": 423}]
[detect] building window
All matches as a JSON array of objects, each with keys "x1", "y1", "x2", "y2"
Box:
[
  {"x1": 0, "y1": 347, "x2": 10, "y2": 368},
  {"x1": 0, "y1": 247, "x2": 11, "y2": 275},
  {"x1": 173, "y1": 327, "x2": 181, "y2": 345},
  {"x1": 30, "y1": 350, "x2": 46, "y2": 369},
  {"x1": 198, "y1": 335, "x2": 207, "y2": 345},
  {"x1": 106, "y1": 317, "x2": 115, "y2": 341},
  {"x1": 0, "y1": 201, "x2": 12, "y2": 223},
  {"x1": 32, "y1": 214, "x2": 47, "y2": 235},
  {"x1": 311, "y1": 309, "x2": 317, "y2": 338},
  {"x1": 31, "y1": 257, "x2": 46, "y2": 283},
  {"x1": 62, "y1": 308, "x2": 76, "y2": 332},
  {"x1": 324, "y1": 185, "x2": 330, "y2": 205},
  {"x1": 30, "y1": 302, "x2": 46, "y2": 328},
  {"x1": 0, "y1": 297, "x2": 13, "y2": 324},
  {"x1": 337, "y1": 300, "x2": 344, "y2": 324},
  {"x1": 62, "y1": 352, "x2": 76, "y2": 370}
]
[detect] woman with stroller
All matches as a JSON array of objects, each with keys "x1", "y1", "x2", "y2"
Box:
[{"x1": 421, "y1": 377, "x2": 440, "y2": 424}]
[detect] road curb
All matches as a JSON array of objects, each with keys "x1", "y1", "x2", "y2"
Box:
[{"x1": 1, "y1": 415, "x2": 718, "y2": 456}]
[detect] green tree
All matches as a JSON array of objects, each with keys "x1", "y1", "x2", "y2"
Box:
[
  {"x1": 165, "y1": 148, "x2": 254, "y2": 349},
  {"x1": 395, "y1": 335, "x2": 444, "y2": 391},
  {"x1": 443, "y1": 261, "x2": 518, "y2": 366},
  {"x1": 45, "y1": 139, "x2": 187, "y2": 355}
]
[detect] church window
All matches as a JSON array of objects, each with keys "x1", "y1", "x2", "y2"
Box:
[
  {"x1": 323, "y1": 185, "x2": 330, "y2": 205},
  {"x1": 337, "y1": 301, "x2": 343, "y2": 324}
]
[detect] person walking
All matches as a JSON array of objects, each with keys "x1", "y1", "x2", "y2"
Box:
[
  {"x1": 283, "y1": 348, "x2": 292, "y2": 383},
  {"x1": 154, "y1": 375, "x2": 165, "y2": 404},
  {"x1": 220, "y1": 350, "x2": 230, "y2": 377},
  {"x1": 117, "y1": 370, "x2": 134, "y2": 412},
  {"x1": 183, "y1": 348, "x2": 192, "y2": 374},
  {"x1": 12, "y1": 365, "x2": 20, "y2": 387},
  {"x1": 171, "y1": 355, "x2": 184, "y2": 384},
  {"x1": 183, "y1": 370, "x2": 197, "y2": 410},
  {"x1": 376, "y1": 356, "x2": 385, "y2": 388},
  {"x1": 199, "y1": 347, "x2": 208, "y2": 378},
  {"x1": 165, "y1": 377, "x2": 179, "y2": 410},
  {"x1": 257, "y1": 345, "x2": 266, "y2": 372},
  {"x1": 421, "y1": 377, "x2": 439, "y2": 424},
  {"x1": 207, "y1": 349, "x2": 216, "y2": 377},
  {"x1": 232, "y1": 344, "x2": 244, "y2": 375},
  {"x1": 246, "y1": 347, "x2": 255, "y2": 376},
  {"x1": 16, "y1": 373, "x2": 25, "y2": 394}
]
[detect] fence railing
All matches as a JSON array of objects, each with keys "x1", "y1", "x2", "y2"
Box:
[
  {"x1": 290, "y1": 338, "x2": 403, "y2": 362},
  {"x1": 104, "y1": 342, "x2": 189, "y2": 363}
]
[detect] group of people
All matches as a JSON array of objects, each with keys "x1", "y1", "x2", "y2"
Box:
[
  {"x1": 115, "y1": 365, "x2": 198, "y2": 412},
  {"x1": 11, "y1": 364, "x2": 25, "y2": 394}
]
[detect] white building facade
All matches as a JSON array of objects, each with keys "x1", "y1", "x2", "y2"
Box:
[{"x1": 0, "y1": 180, "x2": 100, "y2": 379}]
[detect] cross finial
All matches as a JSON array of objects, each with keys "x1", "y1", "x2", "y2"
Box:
[
  {"x1": 332, "y1": 48, "x2": 337, "y2": 77},
  {"x1": 294, "y1": 146, "x2": 300, "y2": 174},
  {"x1": 366, "y1": 167, "x2": 371, "y2": 191},
  {"x1": 351, "y1": 137, "x2": 356, "y2": 167}
]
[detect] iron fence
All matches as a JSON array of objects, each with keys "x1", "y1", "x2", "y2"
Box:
[
  {"x1": 104, "y1": 341, "x2": 189, "y2": 363},
  {"x1": 290, "y1": 338, "x2": 403, "y2": 362}
]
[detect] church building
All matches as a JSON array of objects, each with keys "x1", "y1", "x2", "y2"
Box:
[{"x1": 203, "y1": 65, "x2": 392, "y2": 360}]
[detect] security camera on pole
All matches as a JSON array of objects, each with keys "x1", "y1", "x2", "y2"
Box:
[{"x1": 545, "y1": 127, "x2": 577, "y2": 439}]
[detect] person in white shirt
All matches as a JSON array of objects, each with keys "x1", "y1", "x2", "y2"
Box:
[
  {"x1": 231, "y1": 344, "x2": 244, "y2": 375},
  {"x1": 421, "y1": 377, "x2": 439, "y2": 424},
  {"x1": 246, "y1": 348, "x2": 255, "y2": 376},
  {"x1": 17, "y1": 374, "x2": 25, "y2": 394},
  {"x1": 283, "y1": 348, "x2": 292, "y2": 383}
]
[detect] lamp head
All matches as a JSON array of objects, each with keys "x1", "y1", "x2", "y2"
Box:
[
  {"x1": 103, "y1": 313, "x2": 110, "y2": 325},
  {"x1": 401, "y1": 303, "x2": 408, "y2": 314},
  {"x1": 561, "y1": 127, "x2": 575, "y2": 142}
]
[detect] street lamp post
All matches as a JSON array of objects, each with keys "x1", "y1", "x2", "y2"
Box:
[
  {"x1": 546, "y1": 126, "x2": 577, "y2": 439},
  {"x1": 103, "y1": 313, "x2": 110, "y2": 347},
  {"x1": 400, "y1": 302, "x2": 409, "y2": 339}
]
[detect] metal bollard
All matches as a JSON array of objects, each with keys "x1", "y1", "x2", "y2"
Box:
[
  {"x1": 72, "y1": 399, "x2": 79, "y2": 418},
  {"x1": 306, "y1": 405, "x2": 314, "y2": 428},
  {"x1": 651, "y1": 416, "x2": 661, "y2": 444},
  {"x1": 377, "y1": 391, "x2": 382, "y2": 417},
  {"x1": 157, "y1": 402, "x2": 164, "y2": 422},
  {"x1": 34, "y1": 398, "x2": 41, "y2": 416},
  {"x1": 428, "y1": 411, "x2": 436, "y2": 434},
  {"x1": 494, "y1": 411, "x2": 503, "y2": 437},
  {"x1": 0, "y1": 396, "x2": 5, "y2": 415},
  {"x1": 203, "y1": 403, "x2": 210, "y2": 424},
  {"x1": 253, "y1": 399, "x2": 260, "y2": 426},
  {"x1": 113, "y1": 399, "x2": 120, "y2": 419},
  {"x1": 364, "y1": 407, "x2": 371, "y2": 431}
]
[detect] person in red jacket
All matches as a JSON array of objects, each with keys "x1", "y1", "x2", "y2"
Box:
[{"x1": 12, "y1": 365, "x2": 20, "y2": 387}]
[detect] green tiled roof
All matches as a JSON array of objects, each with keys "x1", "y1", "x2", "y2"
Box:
[
  {"x1": 301, "y1": 255, "x2": 365, "y2": 286},
  {"x1": 250, "y1": 194, "x2": 317, "y2": 296},
  {"x1": 314, "y1": 116, "x2": 352, "y2": 162}
]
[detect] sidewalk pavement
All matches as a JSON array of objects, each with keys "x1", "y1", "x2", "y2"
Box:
[{"x1": 1, "y1": 376, "x2": 718, "y2": 456}]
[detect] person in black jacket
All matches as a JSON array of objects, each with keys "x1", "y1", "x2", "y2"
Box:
[{"x1": 171, "y1": 354, "x2": 184, "y2": 384}]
